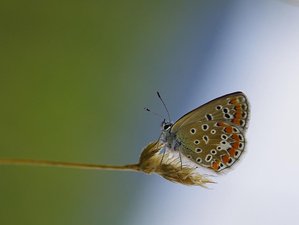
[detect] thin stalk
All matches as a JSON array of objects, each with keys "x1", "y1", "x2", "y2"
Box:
[{"x1": 0, "y1": 158, "x2": 141, "y2": 172}]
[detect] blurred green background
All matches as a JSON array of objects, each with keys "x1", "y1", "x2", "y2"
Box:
[{"x1": 0, "y1": 1, "x2": 222, "y2": 225}]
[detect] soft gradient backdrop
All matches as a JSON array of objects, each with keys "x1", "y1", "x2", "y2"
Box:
[{"x1": 0, "y1": 1, "x2": 298, "y2": 225}]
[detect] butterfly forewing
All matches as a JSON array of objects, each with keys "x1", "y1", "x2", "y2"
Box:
[
  {"x1": 171, "y1": 92, "x2": 249, "y2": 133},
  {"x1": 171, "y1": 92, "x2": 249, "y2": 172}
]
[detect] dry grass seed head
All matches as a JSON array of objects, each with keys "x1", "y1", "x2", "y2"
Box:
[{"x1": 138, "y1": 141, "x2": 214, "y2": 187}]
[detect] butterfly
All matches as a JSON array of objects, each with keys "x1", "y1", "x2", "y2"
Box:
[{"x1": 159, "y1": 91, "x2": 249, "y2": 172}]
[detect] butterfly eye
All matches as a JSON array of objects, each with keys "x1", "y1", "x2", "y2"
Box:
[{"x1": 163, "y1": 124, "x2": 171, "y2": 130}]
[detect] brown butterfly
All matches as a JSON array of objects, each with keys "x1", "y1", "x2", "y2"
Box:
[{"x1": 159, "y1": 92, "x2": 249, "y2": 172}]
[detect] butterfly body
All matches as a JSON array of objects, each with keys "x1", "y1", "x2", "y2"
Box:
[
  {"x1": 160, "y1": 121, "x2": 179, "y2": 150},
  {"x1": 159, "y1": 92, "x2": 249, "y2": 172}
]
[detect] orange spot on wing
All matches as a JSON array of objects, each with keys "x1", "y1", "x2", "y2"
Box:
[
  {"x1": 232, "y1": 118, "x2": 241, "y2": 125},
  {"x1": 224, "y1": 126, "x2": 233, "y2": 134},
  {"x1": 232, "y1": 134, "x2": 240, "y2": 142},
  {"x1": 232, "y1": 142, "x2": 240, "y2": 149},
  {"x1": 217, "y1": 122, "x2": 225, "y2": 127},
  {"x1": 235, "y1": 112, "x2": 242, "y2": 119},
  {"x1": 228, "y1": 147, "x2": 236, "y2": 157},
  {"x1": 221, "y1": 154, "x2": 230, "y2": 164},
  {"x1": 235, "y1": 104, "x2": 242, "y2": 110},
  {"x1": 212, "y1": 161, "x2": 220, "y2": 171},
  {"x1": 229, "y1": 98, "x2": 238, "y2": 104}
]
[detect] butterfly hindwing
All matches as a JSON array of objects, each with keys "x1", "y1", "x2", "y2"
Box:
[{"x1": 177, "y1": 121, "x2": 246, "y2": 171}]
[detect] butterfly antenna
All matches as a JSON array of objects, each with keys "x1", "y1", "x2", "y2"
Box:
[
  {"x1": 157, "y1": 91, "x2": 171, "y2": 121},
  {"x1": 144, "y1": 107, "x2": 164, "y2": 119}
]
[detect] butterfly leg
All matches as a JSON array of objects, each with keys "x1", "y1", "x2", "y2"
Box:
[
  {"x1": 159, "y1": 146, "x2": 167, "y2": 166},
  {"x1": 171, "y1": 139, "x2": 183, "y2": 169},
  {"x1": 178, "y1": 150, "x2": 183, "y2": 170}
]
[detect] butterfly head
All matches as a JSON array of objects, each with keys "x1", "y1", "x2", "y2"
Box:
[
  {"x1": 161, "y1": 119, "x2": 173, "y2": 132},
  {"x1": 160, "y1": 119, "x2": 174, "y2": 146}
]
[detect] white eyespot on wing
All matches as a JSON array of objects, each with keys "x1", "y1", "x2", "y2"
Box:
[
  {"x1": 194, "y1": 139, "x2": 200, "y2": 145},
  {"x1": 196, "y1": 157, "x2": 202, "y2": 163},
  {"x1": 205, "y1": 114, "x2": 213, "y2": 121},
  {"x1": 222, "y1": 108, "x2": 229, "y2": 114},
  {"x1": 240, "y1": 120, "x2": 246, "y2": 126},
  {"x1": 238, "y1": 134, "x2": 244, "y2": 141},
  {"x1": 227, "y1": 157, "x2": 235, "y2": 166},
  {"x1": 233, "y1": 127, "x2": 239, "y2": 133},
  {"x1": 223, "y1": 113, "x2": 233, "y2": 119},
  {"x1": 195, "y1": 148, "x2": 203, "y2": 153},
  {"x1": 238, "y1": 142, "x2": 245, "y2": 150},
  {"x1": 202, "y1": 135, "x2": 209, "y2": 144},
  {"x1": 190, "y1": 128, "x2": 196, "y2": 134},
  {"x1": 221, "y1": 134, "x2": 228, "y2": 140},
  {"x1": 234, "y1": 150, "x2": 242, "y2": 158},
  {"x1": 205, "y1": 154, "x2": 213, "y2": 162},
  {"x1": 215, "y1": 105, "x2": 223, "y2": 110},
  {"x1": 242, "y1": 111, "x2": 248, "y2": 119},
  {"x1": 210, "y1": 149, "x2": 217, "y2": 155},
  {"x1": 201, "y1": 124, "x2": 209, "y2": 131},
  {"x1": 219, "y1": 162, "x2": 225, "y2": 168}
]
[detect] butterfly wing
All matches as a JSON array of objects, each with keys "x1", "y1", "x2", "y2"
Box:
[
  {"x1": 171, "y1": 92, "x2": 249, "y2": 172},
  {"x1": 171, "y1": 92, "x2": 249, "y2": 132}
]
